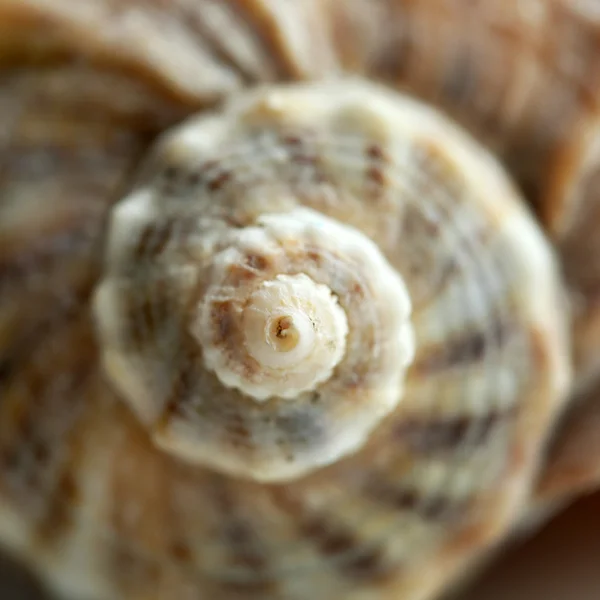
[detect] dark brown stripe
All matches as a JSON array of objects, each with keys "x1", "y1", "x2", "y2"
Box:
[
  {"x1": 159, "y1": 339, "x2": 201, "y2": 424},
  {"x1": 273, "y1": 490, "x2": 391, "y2": 583},
  {"x1": 121, "y1": 274, "x2": 175, "y2": 352},
  {"x1": 366, "y1": 166, "x2": 385, "y2": 186},
  {"x1": 275, "y1": 409, "x2": 324, "y2": 447},
  {"x1": 212, "y1": 300, "x2": 236, "y2": 345},
  {"x1": 123, "y1": 291, "x2": 152, "y2": 350},
  {"x1": 225, "y1": 412, "x2": 253, "y2": 451},
  {"x1": 0, "y1": 280, "x2": 94, "y2": 393},
  {"x1": 283, "y1": 134, "x2": 318, "y2": 169},
  {"x1": 207, "y1": 168, "x2": 233, "y2": 192},
  {"x1": 134, "y1": 219, "x2": 176, "y2": 261},
  {"x1": 413, "y1": 318, "x2": 513, "y2": 375},
  {"x1": 0, "y1": 219, "x2": 98, "y2": 292},
  {"x1": 245, "y1": 253, "x2": 269, "y2": 271},
  {"x1": 365, "y1": 142, "x2": 388, "y2": 199},
  {"x1": 155, "y1": 162, "x2": 194, "y2": 195},
  {"x1": 159, "y1": 159, "x2": 235, "y2": 196},
  {"x1": 223, "y1": 519, "x2": 268, "y2": 572},
  {"x1": 299, "y1": 515, "x2": 389, "y2": 581},
  {"x1": 393, "y1": 408, "x2": 516, "y2": 454},
  {"x1": 1, "y1": 314, "x2": 95, "y2": 538},
  {"x1": 0, "y1": 207, "x2": 103, "y2": 388},
  {"x1": 341, "y1": 545, "x2": 392, "y2": 581},
  {"x1": 366, "y1": 144, "x2": 385, "y2": 161},
  {"x1": 211, "y1": 480, "x2": 276, "y2": 595},
  {"x1": 301, "y1": 515, "x2": 358, "y2": 557},
  {"x1": 364, "y1": 478, "x2": 468, "y2": 523},
  {"x1": 139, "y1": 296, "x2": 157, "y2": 340},
  {"x1": 133, "y1": 224, "x2": 155, "y2": 261},
  {"x1": 281, "y1": 132, "x2": 328, "y2": 186}
]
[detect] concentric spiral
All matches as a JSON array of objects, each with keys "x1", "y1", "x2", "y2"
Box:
[
  {"x1": 95, "y1": 199, "x2": 415, "y2": 481},
  {"x1": 85, "y1": 79, "x2": 572, "y2": 599},
  {"x1": 1, "y1": 72, "x2": 572, "y2": 600}
]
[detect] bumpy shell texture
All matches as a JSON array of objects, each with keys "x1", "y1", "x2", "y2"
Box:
[{"x1": 0, "y1": 1, "x2": 597, "y2": 600}]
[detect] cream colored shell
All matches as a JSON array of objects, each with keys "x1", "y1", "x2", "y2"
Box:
[
  {"x1": 95, "y1": 201, "x2": 415, "y2": 482},
  {"x1": 1, "y1": 1, "x2": 598, "y2": 600},
  {"x1": 0, "y1": 76, "x2": 571, "y2": 600}
]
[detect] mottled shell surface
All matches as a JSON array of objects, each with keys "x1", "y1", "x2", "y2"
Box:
[{"x1": 0, "y1": 1, "x2": 598, "y2": 600}]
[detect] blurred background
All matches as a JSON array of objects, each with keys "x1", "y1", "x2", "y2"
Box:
[{"x1": 461, "y1": 490, "x2": 600, "y2": 600}]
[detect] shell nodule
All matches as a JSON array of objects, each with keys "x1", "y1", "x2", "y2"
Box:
[{"x1": 2, "y1": 73, "x2": 572, "y2": 600}]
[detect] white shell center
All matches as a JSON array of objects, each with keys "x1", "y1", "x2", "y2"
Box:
[{"x1": 243, "y1": 274, "x2": 348, "y2": 379}]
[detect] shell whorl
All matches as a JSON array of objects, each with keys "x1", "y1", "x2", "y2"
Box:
[
  {"x1": 1, "y1": 76, "x2": 571, "y2": 600},
  {"x1": 1, "y1": 0, "x2": 599, "y2": 598},
  {"x1": 90, "y1": 78, "x2": 570, "y2": 496},
  {"x1": 95, "y1": 198, "x2": 415, "y2": 481},
  {"x1": 199, "y1": 263, "x2": 351, "y2": 403}
]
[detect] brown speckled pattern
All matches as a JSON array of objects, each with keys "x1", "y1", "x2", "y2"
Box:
[
  {"x1": 0, "y1": 76, "x2": 569, "y2": 600},
  {"x1": 0, "y1": 1, "x2": 599, "y2": 600}
]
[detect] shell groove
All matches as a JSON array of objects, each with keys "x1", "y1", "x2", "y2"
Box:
[
  {"x1": 2, "y1": 0, "x2": 596, "y2": 395},
  {"x1": 2, "y1": 0, "x2": 599, "y2": 599},
  {"x1": 0, "y1": 74, "x2": 571, "y2": 600}
]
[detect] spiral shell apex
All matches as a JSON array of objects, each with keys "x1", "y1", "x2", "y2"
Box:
[
  {"x1": 2, "y1": 76, "x2": 572, "y2": 600},
  {"x1": 95, "y1": 198, "x2": 415, "y2": 481}
]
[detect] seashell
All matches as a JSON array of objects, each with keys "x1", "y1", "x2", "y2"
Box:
[{"x1": 0, "y1": 1, "x2": 598, "y2": 600}]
